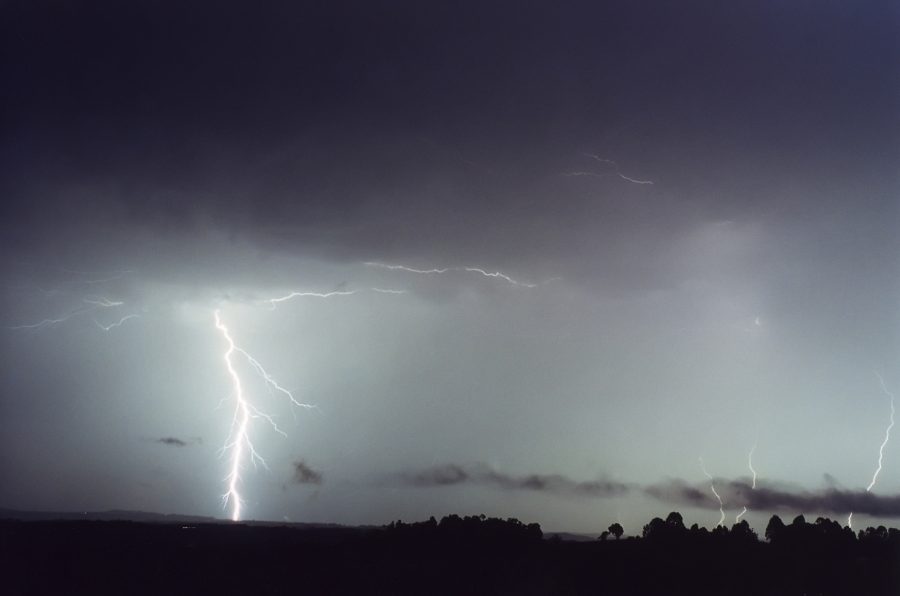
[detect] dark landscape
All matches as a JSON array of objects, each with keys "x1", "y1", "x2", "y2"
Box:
[{"x1": 3, "y1": 511, "x2": 899, "y2": 595}]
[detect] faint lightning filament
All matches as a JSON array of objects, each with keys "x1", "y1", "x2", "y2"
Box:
[
  {"x1": 736, "y1": 443, "x2": 758, "y2": 523},
  {"x1": 364, "y1": 262, "x2": 537, "y2": 287}
]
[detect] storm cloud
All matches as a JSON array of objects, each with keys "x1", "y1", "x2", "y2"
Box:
[
  {"x1": 0, "y1": 1, "x2": 897, "y2": 531},
  {"x1": 399, "y1": 464, "x2": 630, "y2": 498},
  {"x1": 402, "y1": 467, "x2": 900, "y2": 519},
  {"x1": 646, "y1": 479, "x2": 900, "y2": 519},
  {"x1": 293, "y1": 461, "x2": 323, "y2": 486},
  {"x1": 153, "y1": 437, "x2": 200, "y2": 448}
]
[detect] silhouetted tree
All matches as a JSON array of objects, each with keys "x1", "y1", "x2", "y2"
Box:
[
  {"x1": 765, "y1": 514, "x2": 785, "y2": 543},
  {"x1": 642, "y1": 517, "x2": 665, "y2": 539},
  {"x1": 608, "y1": 522, "x2": 624, "y2": 540},
  {"x1": 665, "y1": 511, "x2": 685, "y2": 530}
]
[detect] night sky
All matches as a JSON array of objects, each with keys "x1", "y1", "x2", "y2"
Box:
[{"x1": 1, "y1": 1, "x2": 898, "y2": 534}]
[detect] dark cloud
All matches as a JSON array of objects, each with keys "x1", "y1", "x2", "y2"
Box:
[
  {"x1": 154, "y1": 437, "x2": 191, "y2": 447},
  {"x1": 399, "y1": 464, "x2": 630, "y2": 498},
  {"x1": 2, "y1": 0, "x2": 896, "y2": 289},
  {"x1": 293, "y1": 461, "x2": 323, "y2": 485},
  {"x1": 647, "y1": 479, "x2": 900, "y2": 518},
  {"x1": 150, "y1": 437, "x2": 201, "y2": 448},
  {"x1": 404, "y1": 468, "x2": 900, "y2": 519}
]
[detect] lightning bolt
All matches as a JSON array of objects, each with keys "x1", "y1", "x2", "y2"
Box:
[
  {"x1": 867, "y1": 373, "x2": 895, "y2": 491},
  {"x1": 364, "y1": 262, "x2": 537, "y2": 288},
  {"x1": 735, "y1": 443, "x2": 758, "y2": 523},
  {"x1": 262, "y1": 287, "x2": 408, "y2": 309},
  {"x1": 94, "y1": 314, "x2": 140, "y2": 332},
  {"x1": 264, "y1": 290, "x2": 358, "y2": 309},
  {"x1": 213, "y1": 309, "x2": 315, "y2": 522},
  {"x1": 82, "y1": 296, "x2": 124, "y2": 307},
  {"x1": 580, "y1": 153, "x2": 655, "y2": 185},
  {"x1": 699, "y1": 457, "x2": 726, "y2": 527},
  {"x1": 10, "y1": 296, "x2": 127, "y2": 330},
  {"x1": 848, "y1": 372, "x2": 895, "y2": 528}
]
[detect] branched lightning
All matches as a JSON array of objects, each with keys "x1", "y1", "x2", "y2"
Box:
[
  {"x1": 364, "y1": 262, "x2": 537, "y2": 288},
  {"x1": 699, "y1": 457, "x2": 726, "y2": 527},
  {"x1": 213, "y1": 309, "x2": 315, "y2": 522},
  {"x1": 848, "y1": 373, "x2": 896, "y2": 528}
]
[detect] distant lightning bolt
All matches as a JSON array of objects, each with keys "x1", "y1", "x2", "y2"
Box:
[
  {"x1": 748, "y1": 443, "x2": 758, "y2": 490},
  {"x1": 462, "y1": 267, "x2": 536, "y2": 287},
  {"x1": 867, "y1": 373, "x2": 895, "y2": 491},
  {"x1": 10, "y1": 296, "x2": 126, "y2": 330},
  {"x1": 264, "y1": 290, "x2": 358, "y2": 309},
  {"x1": 213, "y1": 309, "x2": 314, "y2": 522},
  {"x1": 616, "y1": 173, "x2": 654, "y2": 185},
  {"x1": 699, "y1": 457, "x2": 726, "y2": 527},
  {"x1": 10, "y1": 315, "x2": 82, "y2": 330},
  {"x1": 82, "y1": 296, "x2": 124, "y2": 307},
  {"x1": 848, "y1": 373, "x2": 895, "y2": 528},
  {"x1": 735, "y1": 443, "x2": 758, "y2": 523},
  {"x1": 94, "y1": 314, "x2": 140, "y2": 331},
  {"x1": 262, "y1": 286, "x2": 409, "y2": 309},
  {"x1": 580, "y1": 153, "x2": 655, "y2": 185},
  {"x1": 364, "y1": 263, "x2": 449, "y2": 275},
  {"x1": 364, "y1": 262, "x2": 537, "y2": 288}
]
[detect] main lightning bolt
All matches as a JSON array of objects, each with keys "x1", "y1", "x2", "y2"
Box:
[
  {"x1": 364, "y1": 262, "x2": 537, "y2": 288},
  {"x1": 213, "y1": 309, "x2": 314, "y2": 521},
  {"x1": 848, "y1": 373, "x2": 895, "y2": 528},
  {"x1": 699, "y1": 457, "x2": 726, "y2": 527}
]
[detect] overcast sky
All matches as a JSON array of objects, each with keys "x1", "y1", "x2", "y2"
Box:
[{"x1": 1, "y1": 1, "x2": 898, "y2": 533}]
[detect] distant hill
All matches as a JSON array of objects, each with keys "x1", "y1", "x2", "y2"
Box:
[
  {"x1": 0, "y1": 507, "x2": 366, "y2": 531},
  {"x1": 0, "y1": 507, "x2": 218, "y2": 524}
]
